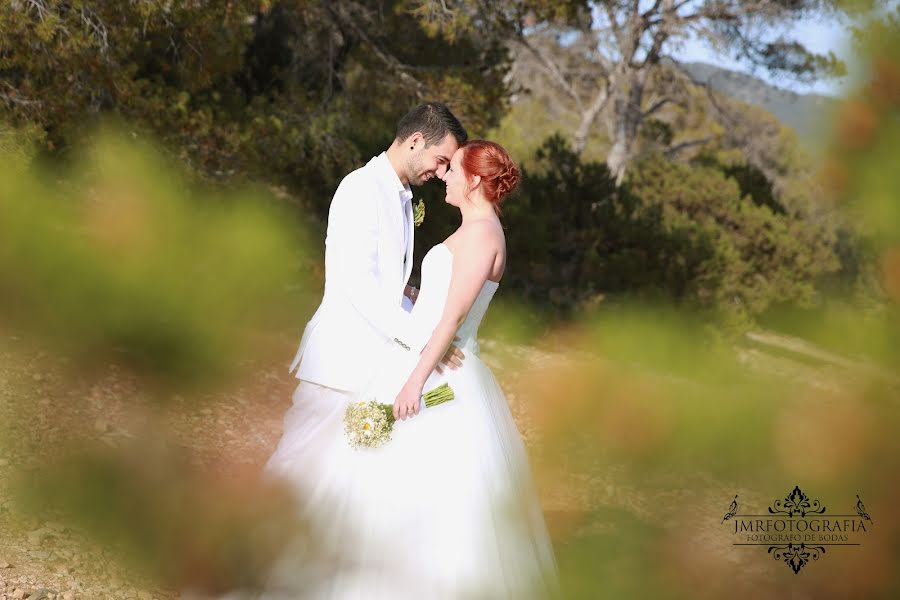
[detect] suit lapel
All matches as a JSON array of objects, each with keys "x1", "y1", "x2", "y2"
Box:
[
  {"x1": 377, "y1": 177, "x2": 405, "y2": 292},
  {"x1": 402, "y1": 199, "x2": 413, "y2": 283},
  {"x1": 371, "y1": 154, "x2": 412, "y2": 292}
]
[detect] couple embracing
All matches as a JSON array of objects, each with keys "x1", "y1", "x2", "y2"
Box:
[{"x1": 262, "y1": 103, "x2": 560, "y2": 599}]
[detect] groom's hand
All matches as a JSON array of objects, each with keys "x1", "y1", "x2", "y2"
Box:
[
  {"x1": 403, "y1": 285, "x2": 419, "y2": 305},
  {"x1": 436, "y1": 336, "x2": 464, "y2": 373}
]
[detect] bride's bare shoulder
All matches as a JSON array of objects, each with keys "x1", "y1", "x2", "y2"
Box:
[{"x1": 453, "y1": 219, "x2": 504, "y2": 250}]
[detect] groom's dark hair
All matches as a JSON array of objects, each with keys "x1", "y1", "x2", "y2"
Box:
[{"x1": 395, "y1": 102, "x2": 467, "y2": 148}]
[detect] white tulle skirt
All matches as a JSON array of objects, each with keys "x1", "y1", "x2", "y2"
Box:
[{"x1": 257, "y1": 352, "x2": 560, "y2": 600}]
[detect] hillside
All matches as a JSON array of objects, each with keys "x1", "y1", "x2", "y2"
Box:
[{"x1": 677, "y1": 61, "x2": 838, "y2": 143}]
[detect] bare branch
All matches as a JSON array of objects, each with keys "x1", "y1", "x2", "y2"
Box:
[
  {"x1": 513, "y1": 35, "x2": 585, "y2": 111},
  {"x1": 642, "y1": 96, "x2": 671, "y2": 118},
  {"x1": 603, "y1": 3, "x2": 625, "y2": 50},
  {"x1": 0, "y1": 82, "x2": 43, "y2": 109},
  {"x1": 404, "y1": 0, "x2": 458, "y2": 33},
  {"x1": 664, "y1": 135, "x2": 716, "y2": 158},
  {"x1": 581, "y1": 29, "x2": 614, "y2": 76},
  {"x1": 641, "y1": 0, "x2": 664, "y2": 20},
  {"x1": 79, "y1": 5, "x2": 109, "y2": 55},
  {"x1": 637, "y1": 0, "x2": 679, "y2": 68},
  {"x1": 20, "y1": 0, "x2": 50, "y2": 22},
  {"x1": 14, "y1": 0, "x2": 112, "y2": 55},
  {"x1": 327, "y1": 2, "x2": 426, "y2": 99},
  {"x1": 573, "y1": 77, "x2": 614, "y2": 154}
]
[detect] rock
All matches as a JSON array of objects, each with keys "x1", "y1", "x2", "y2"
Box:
[
  {"x1": 62, "y1": 592, "x2": 76, "y2": 600},
  {"x1": 0, "y1": 560, "x2": 11, "y2": 568},
  {"x1": 11, "y1": 588, "x2": 27, "y2": 599},
  {"x1": 137, "y1": 591, "x2": 153, "y2": 600},
  {"x1": 27, "y1": 528, "x2": 48, "y2": 547},
  {"x1": 63, "y1": 579, "x2": 82, "y2": 591},
  {"x1": 93, "y1": 419, "x2": 110, "y2": 433}
]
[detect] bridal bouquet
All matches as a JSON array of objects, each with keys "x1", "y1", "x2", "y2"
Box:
[{"x1": 343, "y1": 383, "x2": 454, "y2": 450}]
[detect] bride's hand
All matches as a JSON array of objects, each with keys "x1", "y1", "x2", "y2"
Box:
[
  {"x1": 404, "y1": 285, "x2": 419, "y2": 305},
  {"x1": 393, "y1": 380, "x2": 422, "y2": 421}
]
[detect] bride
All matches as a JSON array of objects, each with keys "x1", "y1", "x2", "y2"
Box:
[{"x1": 256, "y1": 140, "x2": 559, "y2": 599}]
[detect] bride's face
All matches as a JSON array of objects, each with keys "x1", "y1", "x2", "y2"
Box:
[{"x1": 441, "y1": 148, "x2": 469, "y2": 208}]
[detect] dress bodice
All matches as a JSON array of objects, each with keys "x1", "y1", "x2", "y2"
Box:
[{"x1": 410, "y1": 243, "x2": 499, "y2": 357}]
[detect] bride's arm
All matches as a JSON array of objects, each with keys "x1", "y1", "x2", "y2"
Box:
[{"x1": 392, "y1": 223, "x2": 499, "y2": 419}]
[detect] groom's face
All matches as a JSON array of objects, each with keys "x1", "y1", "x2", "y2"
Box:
[{"x1": 406, "y1": 133, "x2": 459, "y2": 186}]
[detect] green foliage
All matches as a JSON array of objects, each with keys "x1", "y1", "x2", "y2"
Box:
[
  {"x1": 490, "y1": 136, "x2": 842, "y2": 325},
  {"x1": 626, "y1": 155, "x2": 841, "y2": 321},
  {"x1": 1, "y1": 1, "x2": 869, "y2": 325},
  {"x1": 2, "y1": 5, "x2": 899, "y2": 600},
  {"x1": 0, "y1": 120, "x2": 44, "y2": 165},
  {"x1": 0, "y1": 127, "x2": 316, "y2": 390},
  {"x1": 0, "y1": 127, "x2": 331, "y2": 591},
  {"x1": 692, "y1": 152, "x2": 785, "y2": 215},
  {"x1": 501, "y1": 135, "x2": 710, "y2": 314},
  {"x1": 0, "y1": 0, "x2": 510, "y2": 214}
]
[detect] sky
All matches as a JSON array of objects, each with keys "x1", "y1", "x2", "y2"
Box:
[{"x1": 669, "y1": 16, "x2": 857, "y2": 98}]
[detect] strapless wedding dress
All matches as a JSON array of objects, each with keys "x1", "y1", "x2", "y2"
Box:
[{"x1": 256, "y1": 243, "x2": 560, "y2": 599}]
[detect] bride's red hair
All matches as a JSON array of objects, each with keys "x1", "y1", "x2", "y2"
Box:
[{"x1": 460, "y1": 140, "x2": 520, "y2": 215}]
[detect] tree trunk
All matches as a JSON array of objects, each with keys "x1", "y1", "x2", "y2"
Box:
[
  {"x1": 607, "y1": 137, "x2": 629, "y2": 185},
  {"x1": 605, "y1": 91, "x2": 627, "y2": 184},
  {"x1": 572, "y1": 111, "x2": 593, "y2": 156},
  {"x1": 572, "y1": 81, "x2": 612, "y2": 155},
  {"x1": 605, "y1": 73, "x2": 644, "y2": 186}
]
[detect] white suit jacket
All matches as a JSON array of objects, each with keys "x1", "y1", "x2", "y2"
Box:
[{"x1": 288, "y1": 153, "x2": 429, "y2": 392}]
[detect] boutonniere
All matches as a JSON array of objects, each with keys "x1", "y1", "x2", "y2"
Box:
[{"x1": 413, "y1": 199, "x2": 425, "y2": 227}]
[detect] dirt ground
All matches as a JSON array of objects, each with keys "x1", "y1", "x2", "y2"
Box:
[
  {"x1": 1, "y1": 329, "x2": 852, "y2": 600},
  {"x1": 0, "y1": 332, "x2": 587, "y2": 600}
]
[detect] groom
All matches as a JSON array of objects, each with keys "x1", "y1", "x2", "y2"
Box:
[{"x1": 289, "y1": 102, "x2": 468, "y2": 404}]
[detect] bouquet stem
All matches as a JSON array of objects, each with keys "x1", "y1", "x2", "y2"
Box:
[{"x1": 422, "y1": 382, "x2": 455, "y2": 408}]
